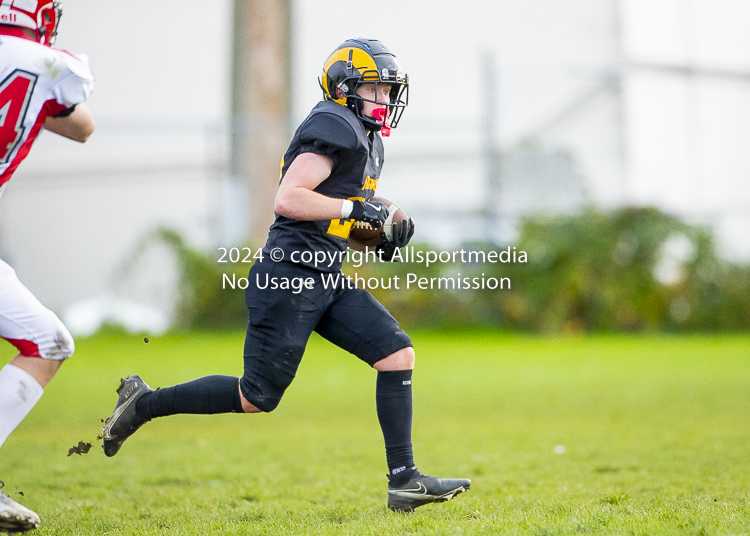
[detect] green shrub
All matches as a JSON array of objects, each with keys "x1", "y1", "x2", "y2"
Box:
[
  {"x1": 351, "y1": 207, "x2": 750, "y2": 333},
  {"x1": 155, "y1": 207, "x2": 750, "y2": 333}
]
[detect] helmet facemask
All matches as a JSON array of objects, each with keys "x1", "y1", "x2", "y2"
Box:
[
  {"x1": 38, "y1": 2, "x2": 62, "y2": 45},
  {"x1": 345, "y1": 71, "x2": 408, "y2": 136}
]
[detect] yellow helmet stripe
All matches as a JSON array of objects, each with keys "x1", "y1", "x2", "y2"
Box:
[{"x1": 322, "y1": 47, "x2": 378, "y2": 105}]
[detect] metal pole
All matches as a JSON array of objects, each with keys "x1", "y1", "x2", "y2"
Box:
[
  {"x1": 612, "y1": 0, "x2": 629, "y2": 206},
  {"x1": 481, "y1": 50, "x2": 500, "y2": 244}
]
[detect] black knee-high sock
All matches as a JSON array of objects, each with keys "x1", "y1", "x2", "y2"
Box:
[
  {"x1": 136, "y1": 375, "x2": 243, "y2": 420},
  {"x1": 376, "y1": 370, "x2": 415, "y2": 485}
]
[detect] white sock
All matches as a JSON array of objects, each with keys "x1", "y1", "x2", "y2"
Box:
[{"x1": 0, "y1": 364, "x2": 44, "y2": 448}]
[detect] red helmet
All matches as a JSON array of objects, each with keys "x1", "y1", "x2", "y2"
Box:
[{"x1": 0, "y1": 0, "x2": 62, "y2": 45}]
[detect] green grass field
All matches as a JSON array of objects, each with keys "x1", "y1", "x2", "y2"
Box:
[{"x1": 2, "y1": 331, "x2": 749, "y2": 535}]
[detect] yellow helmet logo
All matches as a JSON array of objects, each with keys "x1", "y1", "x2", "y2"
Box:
[{"x1": 321, "y1": 47, "x2": 378, "y2": 105}]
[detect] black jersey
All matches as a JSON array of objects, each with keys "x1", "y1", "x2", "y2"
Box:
[{"x1": 263, "y1": 100, "x2": 384, "y2": 272}]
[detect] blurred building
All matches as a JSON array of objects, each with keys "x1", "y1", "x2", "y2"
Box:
[{"x1": 0, "y1": 0, "x2": 747, "y2": 330}]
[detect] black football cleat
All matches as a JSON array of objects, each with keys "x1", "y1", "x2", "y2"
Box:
[
  {"x1": 101, "y1": 375, "x2": 153, "y2": 457},
  {"x1": 387, "y1": 470, "x2": 471, "y2": 512},
  {"x1": 0, "y1": 482, "x2": 40, "y2": 534}
]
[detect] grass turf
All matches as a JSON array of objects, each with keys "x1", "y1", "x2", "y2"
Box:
[{"x1": 2, "y1": 331, "x2": 749, "y2": 535}]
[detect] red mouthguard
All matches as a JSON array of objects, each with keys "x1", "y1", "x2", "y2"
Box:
[{"x1": 372, "y1": 108, "x2": 390, "y2": 137}]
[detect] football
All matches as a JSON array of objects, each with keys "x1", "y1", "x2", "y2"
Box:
[{"x1": 348, "y1": 196, "x2": 408, "y2": 247}]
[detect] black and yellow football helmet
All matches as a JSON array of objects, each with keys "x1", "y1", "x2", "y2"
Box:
[{"x1": 320, "y1": 38, "x2": 409, "y2": 135}]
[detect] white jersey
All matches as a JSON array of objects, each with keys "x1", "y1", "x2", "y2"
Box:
[
  {"x1": 0, "y1": 27, "x2": 94, "y2": 185},
  {"x1": 0, "y1": 28, "x2": 91, "y2": 360}
]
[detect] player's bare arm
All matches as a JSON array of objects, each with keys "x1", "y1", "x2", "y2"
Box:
[
  {"x1": 274, "y1": 82, "x2": 393, "y2": 222},
  {"x1": 273, "y1": 152, "x2": 340, "y2": 220},
  {"x1": 44, "y1": 104, "x2": 95, "y2": 143},
  {"x1": 275, "y1": 152, "x2": 388, "y2": 227}
]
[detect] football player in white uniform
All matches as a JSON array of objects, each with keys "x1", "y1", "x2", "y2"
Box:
[{"x1": 0, "y1": 1, "x2": 95, "y2": 532}]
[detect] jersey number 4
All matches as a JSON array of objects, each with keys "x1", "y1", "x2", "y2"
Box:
[{"x1": 0, "y1": 70, "x2": 38, "y2": 164}]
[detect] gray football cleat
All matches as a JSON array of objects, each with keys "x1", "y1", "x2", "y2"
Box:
[
  {"x1": 101, "y1": 375, "x2": 153, "y2": 457},
  {"x1": 387, "y1": 470, "x2": 471, "y2": 512},
  {"x1": 0, "y1": 482, "x2": 40, "y2": 534}
]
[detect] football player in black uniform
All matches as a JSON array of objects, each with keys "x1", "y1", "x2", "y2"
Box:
[{"x1": 102, "y1": 38, "x2": 470, "y2": 512}]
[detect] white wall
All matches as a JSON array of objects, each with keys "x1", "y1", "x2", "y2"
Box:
[
  {"x1": 0, "y1": 0, "x2": 233, "y2": 315},
  {"x1": 291, "y1": 0, "x2": 750, "y2": 258},
  {"x1": 1, "y1": 0, "x2": 748, "y2": 326},
  {"x1": 622, "y1": 0, "x2": 750, "y2": 259}
]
